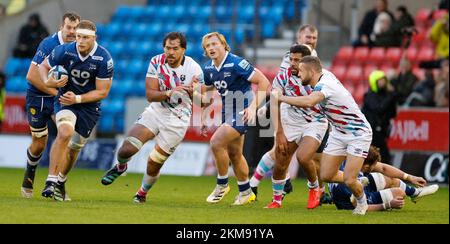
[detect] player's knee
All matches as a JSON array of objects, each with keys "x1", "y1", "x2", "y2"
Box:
[
  {"x1": 210, "y1": 138, "x2": 225, "y2": 152},
  {"x1": 149, "y1": 149, "x2": 169, "y2": 165},
  {"x1": 343, "y1": 174, "x2": 357, "y2": 187},
  {"x1": 69, "y1": 133, "x2": 88, "y2": 151},
  {"x1": 119, "y1": 137, "x2": 143, "y2": 158},
  {"x1": 57, "y1": 125, "x2": 74, "y2": 141}
]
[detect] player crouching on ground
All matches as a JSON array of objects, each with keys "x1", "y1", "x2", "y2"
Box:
[{"x1": 329, "y1": 146, "x2": 439, "y2": 211}]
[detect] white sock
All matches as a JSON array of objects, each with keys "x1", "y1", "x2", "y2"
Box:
[
  {"x1": 46, "y1": 175, "x2": 58, "y2": 183},
  {"x1": 308, "y1": 179, "x2": 319, "y2": 189},
  {"x1": 58, "y1": 173, "x2": 67, "y2": 183},
  {"x1": 357, "y1": 193, "x2": 367, "y2": 205}
]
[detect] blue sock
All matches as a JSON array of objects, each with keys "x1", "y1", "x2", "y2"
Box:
[
  {"x1": 400, "y1": 181, "x2": 417, "y2": 196},
  {"x1": 238, "y1": 180, "x2": 251, "y2": 192},
  {"x1": 217, "y1": 175, "x2": 228, "y2": 186}
]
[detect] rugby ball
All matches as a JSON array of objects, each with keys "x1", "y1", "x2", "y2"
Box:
[{"x1": 48, "y1": 65, "x2": 68, "y2": 80}]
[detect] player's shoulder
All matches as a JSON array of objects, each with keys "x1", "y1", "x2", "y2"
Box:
[
  {"x1": 40, "y1": 32, "x2": 60, "y2": 47},
  {"x1": 183, "y1": 55, "x2": 200, "y2": 67},
  {"x1": 149, "y1": 53, "x2": 166, "y2": 66},
  {"x1": 96, "y1": 44, "x2": 113, "y2": 60},
  {"x1": 229, "y1": 53, "x2": 252, "y2": 71}
]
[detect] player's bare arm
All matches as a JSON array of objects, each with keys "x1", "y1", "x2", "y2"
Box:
[
  {"x1": 242, "y1": 68, "x2": 270, "y2": 124},
  {"x1": 39, "y1": 58, "x2": 68, "y2": 88},
  {"x1": 270, "y1": 87, "x2": 288, "y2": 155},
  {"x1": 373, "y1": 162, "x2": 427, "y2": 187},
  {"x1": 27, "y1": 63, "x2": 58, "y2": 96},
  {"x1": 277, "y1": 90, "x2": 324, "y2": 108}
]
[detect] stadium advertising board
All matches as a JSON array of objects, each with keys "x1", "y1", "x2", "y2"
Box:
[
  {"x1": 115, "y1": 137, "x2": 209, "y2": 176},
  {"x1": 0, "y1": 135, "x2": 30, "y2": 168},
  {"x1": 1, "y1": 95, "x2": 29, "y2": 134},
  {"x1": 388, "y1": 108, "x2": 449, "y2": 152},
  {"x1": 392, "y1": 151, "x2": 448, "y2": 184}
]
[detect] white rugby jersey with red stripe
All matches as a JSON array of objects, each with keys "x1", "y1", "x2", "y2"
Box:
[
  {"x1": 272, "y1": 67, "x2": 327, "y2": 124},
  {"x1": 146, "y1": 53, "x2": 203, "y2": 122},
  {"x1": 313, "y1": 70, "x2": 372, "y2": 137}
]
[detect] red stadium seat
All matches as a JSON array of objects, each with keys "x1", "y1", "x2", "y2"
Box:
[
  {"x1": 406, "y1": 46, "x2": 418, "y2": 64},
  {"x1": 386, "y1": 47, "x2": 403, "y2": 66},
  {"x1": 412, "y1": 31, "x2": 426, "y2": 46},
  {"x1": 364, "y1": 64, "x2": 379, "y2": 80},
  {"x1": 353, "y1": 84, "x2": 367, "y2": 106},
  {"x1": 415, "y1": 8, "x2": 432, "y2": 28},
  {"x1": 353, "y1": 47, "x2": 370, "y2": 64},
  {"x1": 330, "y1": 65, "x2": 347, "y2": 82},
  {"x1": 416, "y1": 47, "x2": 435, "y2": 62},
  {"x1": 333, "y1": 46, "x2": 354, "y2": 65},
  {"x1": 367, "y1": 47, "x2": 386, "y2": 66},
  {"x1": 346, "y1": 65, "x2": 363, "y2": 86},
  {"x1": 432, "y1": 9, "x2": 448, "y2": 21}
]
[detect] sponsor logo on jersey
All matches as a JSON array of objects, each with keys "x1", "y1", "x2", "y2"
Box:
[
  {"x1": 238, "y1": 59, "x2": 250, "y2": 70},
  {"x1": 224, "y1": 72, "x2": 231, "y2": 78},
  {"x1": 92, "y1": 56, "x2": 104, "y2": 61},
  {"x1": 224, "y1": 63, "x2": 234, "y2": 68},
  {"x1": 64, "y1": 51, "x2": 77, "y2": 58}
]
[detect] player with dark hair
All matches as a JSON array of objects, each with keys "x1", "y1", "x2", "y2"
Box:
[{"x1": 100, "y1": 32, "x2": 203, "y2": 203}]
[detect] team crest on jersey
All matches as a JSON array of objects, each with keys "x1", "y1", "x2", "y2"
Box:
[
  {"x1": 107, "y1": 59, "x2": 114, "y2": 70},
  {"x1": 29, "y1": 108, "x2": 36, "y2": 116},
  {"x1": 180, "y1": 75, "x2": 186, "y2": 81},
  {"x1": 238, "y1": 59, "x2": 250, "y2": 70}
]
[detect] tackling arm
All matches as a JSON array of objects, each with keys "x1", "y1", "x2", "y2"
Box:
[
  {"x1": 27, "y1": 63, "x2": 58, "y2": 96},
  {"x1": 278, "y1": 91, "x2": 325, "y2": 108}
]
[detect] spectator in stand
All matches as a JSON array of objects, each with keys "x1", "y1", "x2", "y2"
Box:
[
  {"x1": 434, "y1": 59, "x2": 449, "y2": 107},
  {"x1": 0, "y1": 71, "x2": 6, "y2": 132},
  {"x1": 13, "y1": 13, "x2": 49, "y2": 58},
  {"x1": 371, "y1": 12, "x2": 395, "y2": 47},
  {"x1": 404, "y1": 70, "x2": 436, "y2": 107},
  {"x1": 362, "y1": 70, "x2": 397, "y2": 163},
  {"x1": 391, "y1": 58, "x2": 419, "y2": 105},
  {"x1": 354, "y1": 0, "x2": 394, "y2": 47},
  {"x1": 429, "y1": 13, "x2": 449, "y2": 60}
]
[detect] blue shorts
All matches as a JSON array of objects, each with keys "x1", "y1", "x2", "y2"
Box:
[
  {"x1": 26, "y1": 92, "x2": 55, "y2": 130},
  {"x1": 55, "y1": 101, "x2": 100, "y2": 138},
  {"x1": 222, "y1": 112, "x2": 248, "y2": 135}
]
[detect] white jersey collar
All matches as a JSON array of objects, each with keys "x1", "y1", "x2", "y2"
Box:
[
  {"x1": 76, "y1": 41, "x2": 98, "y2": 62},
  {"x1": 212, "y1": 51, "x2": 229, "y2": 72}
]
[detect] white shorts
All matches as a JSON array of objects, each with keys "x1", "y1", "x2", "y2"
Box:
[
  {"x1": 323, "y1": 130, "x2": 372, "y2": 158},
  {"x1": 136, "y1": 105, "x2": 189, "y2": 154},
  {"x1": 280, "y1": 105, "x2": 328, "y2": 145},
  {"x1": 370, "y1": 172, "x2": 386, "y2": 191}
]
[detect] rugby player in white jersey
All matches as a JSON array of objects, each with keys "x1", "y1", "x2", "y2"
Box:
[
  {"x1": 273, "y1": 56, "x2": 373, "y2": 215},
  {"x1": 262, "y1": 44, "x2": 329, "y2": 209},
  {"x1": 101, "y1": 32, "x2": 203, "y2": 203}
]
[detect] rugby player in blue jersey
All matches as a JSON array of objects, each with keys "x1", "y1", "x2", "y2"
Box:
[
  {"x1": 21, "y1": 12, "x2": 80, "y2": 199},
  {"x1": 39, "y1": 20, "x2": 113, "y2": 201},
  {"x1": 200, "y1": 32, "x2": 270, "y2": 205}
]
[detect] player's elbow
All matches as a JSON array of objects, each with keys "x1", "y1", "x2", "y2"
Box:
[{"x1": 146, "y1": 90, "x2": 157, "y2": 102}]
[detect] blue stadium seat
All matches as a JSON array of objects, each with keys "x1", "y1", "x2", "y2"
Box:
[
  {"x1": 99, "y1": 114, "x2": 114, "y2": 132},
  {"x1": 130, "y1": 79, "x2": 146, "y2": 97},
  {"x1": 5, "y1": 58, "x2": 21, "y2": 77}
]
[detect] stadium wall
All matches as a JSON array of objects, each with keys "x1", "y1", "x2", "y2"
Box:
[{"x1": 0, "y1": 0, "x2": 146, "y2": 67}]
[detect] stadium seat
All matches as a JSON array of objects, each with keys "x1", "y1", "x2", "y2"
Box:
[
  {"x1": 353, "y1": 47, "x2": 370, "y2": 64},
  {"x1": 415, "y1": 8, "x2": 432, "y2": 28},
  {"x1": 4, "y1": 58, "x2": 21, "y2": 77},
  {"x1": 333, "y1": 46, "x2": 353, "y2": 66},
  {"x1": 345, "y1": 65, "x2": 363, "y2": 86},
  {"x1": 363, "y1": 64, "x2": 379, "y2": 80},
  {"x1": 367, "y1": 47, "x2": 385, "y2": 66},
  {"x1": 385, "y1": 47, "x2": 403, "y2": 66},
  {"x1": 413, "y1": 67, "x2": 426, "y2": 81},
  {"x1": 353, "y1": 84, "x2": 367, "y2": 106},
  {"x1": 432, "y1": 9, "x2": 448, "y2": 21},
  {"x1": 416, "y1": 47, "x2": 435, "y2": 62},
  {"x1": 406, "y1": 46, "x2": 418, "y2": 64},
  {"x1": 330, "y1": 65, "x2": 347, "y2": 82}
]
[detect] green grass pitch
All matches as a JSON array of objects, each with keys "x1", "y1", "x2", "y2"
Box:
[{"x1": 0, "y1": 167, "x2": 448, "y2": 224}]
